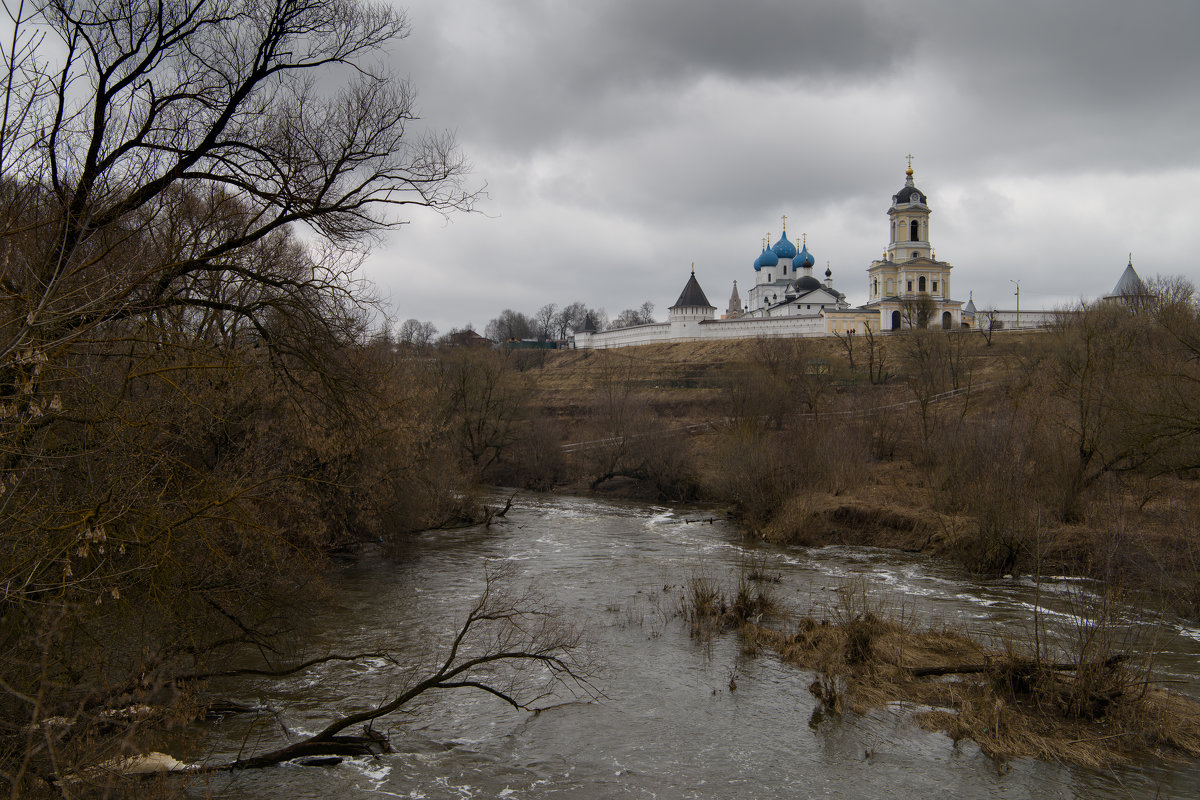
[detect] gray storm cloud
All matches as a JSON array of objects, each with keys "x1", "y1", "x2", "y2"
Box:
[{"x1": 371, "y1": 0, "x2": 1200, "y2": 334}]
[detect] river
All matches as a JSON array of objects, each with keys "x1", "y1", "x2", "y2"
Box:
[{"x1": 186, "y1": 493, "x2": 1200, "y2": 799}]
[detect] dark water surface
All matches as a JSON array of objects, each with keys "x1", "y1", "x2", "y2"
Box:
[{"x1": 188, "y1": 494, "x2": 1200, "y2": 799}]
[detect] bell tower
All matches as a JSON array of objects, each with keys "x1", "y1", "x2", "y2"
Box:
[{"x1": 886, "y1": 155, "x2": 932, "y2": 263}]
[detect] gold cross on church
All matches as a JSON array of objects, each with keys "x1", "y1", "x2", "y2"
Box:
[
  {"x1": 906, "y1": 153, "x2": 914, "y2": 169},
  {"x1": 781, "y1": 214, "x2": 787, "y2": 232}
]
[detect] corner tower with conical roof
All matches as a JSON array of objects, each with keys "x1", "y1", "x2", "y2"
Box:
[
  {"x1": 1105, "y1": 255, "x2": 1151, "y2": 311},
  {"x1": 668, "y1": 264, "x2": 716, "y2": 339}
]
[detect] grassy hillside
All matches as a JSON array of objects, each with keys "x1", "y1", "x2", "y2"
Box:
[
  {"x1": 492, "y1": 323, "x2": 1200, "y2": 621},
  {"x1": 528, "y1": 329, "x2": 1042, "y2": 429}
]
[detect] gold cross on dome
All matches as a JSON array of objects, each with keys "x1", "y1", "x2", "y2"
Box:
[
  {"x1": 781, "y1": 214, "x2": 788, "y2": 232},
  {"x1": 906, "y1": 153, "x2": 914, "y2": 168}
]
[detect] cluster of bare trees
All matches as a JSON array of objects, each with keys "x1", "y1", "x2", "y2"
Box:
[
  {"x1": 479, "y1": 300, "x2": 655, "y2": 343},
  {"x1": 396, "y1": 318, "x2": 439, "y2": 347},
  {"x1": 900, "y1": 278, "x2": 1200, "y2": 584},
  {"x1": 0, "y1": 0, "x2": 494, "y2": 790},
  {"x1": 694, "y1": 282, "x2": 1200, "y2": 589}
]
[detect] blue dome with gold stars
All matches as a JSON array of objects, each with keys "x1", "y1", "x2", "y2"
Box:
[
  {"x1": 772, "y1": 231, "x2": 798, "y2": 260},
  {"x1": 755, "y1": 244, "x2": 778, "y2": 271}
]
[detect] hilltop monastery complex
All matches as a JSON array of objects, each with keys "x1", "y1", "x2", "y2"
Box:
[{"x1": 572, "y1": 163, "x2": 1137, "y2": 350}]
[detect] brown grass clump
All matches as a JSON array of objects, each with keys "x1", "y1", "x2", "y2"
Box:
[
  {"x1": 745, "y1": 583, "x2": 1200, "y2": 770},
  {"x1": 681, "y1": 568, "x2": 777, "y2": 640}
]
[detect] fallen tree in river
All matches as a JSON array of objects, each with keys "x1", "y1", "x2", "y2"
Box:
[
  {"x1": 211, "y1": 568, "x2": 595, "y2": 771},
  {"x1": 56, "y1": 566, "x2": 597, "y2": 788}
]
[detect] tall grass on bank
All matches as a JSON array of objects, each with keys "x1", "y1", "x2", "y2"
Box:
[
  {"x1": 681, "y1": 562, "x2": 778, "y2": 640},
  {"x1": 740, "y1": 579, "x2": 1200, "y2": 769}
]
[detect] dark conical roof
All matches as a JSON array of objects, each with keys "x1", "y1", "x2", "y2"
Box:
[
  {"x1": 580, "y1": 313, "x2": 598, "y2": 333},
  {"x1": 670, "y1": 271, "x2": 714, "y2": 309}
]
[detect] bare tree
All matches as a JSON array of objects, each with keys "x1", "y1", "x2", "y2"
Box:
[
  {"x1": 943, "y1": 329, "x2": 972, "y2": 391},
  {"x1": 214, "y1": 567, "x2": 595, "y2": 769},
  {"x1": 0, "y1": 1, "x2": 477, "y2": 790},
  {"x1": 899, "y1": 295, "x2": 937, "y2": 329},
  {"x1": 898, "y1": 327, "x2": 949, "y2": 449},
  {"x1": 573, "y1": 353, "x2": 694, "y2": 499},
  {"x1": 437, "y1": 348, "x2": 529, "y2": 476},
  {"x1": 977, "y1": 307, "x2": 1002, "y2": 346},
  {"x1": 533, "y1": 303, "x2": 559, "y2": 339},
  {"x1": 609, "y1": 301, "x2": 656, "y2": 329},
  {"x1": 485, "y1": 309, "x2": 534, "y2": 342},
  {"x1": 2, "y1": 0, "x2": 474, "y2": 369},
  {"x1": 62, "y1": 568, "x2": 595, "y2": 779},
  {"x1": 1041, "y1": 302, "x2": 1162, "y2": 517},
  {"x1": 861, "y1": 322, "x2": 891, "y2": 385},
  {"x1": 833, "y1": 328, "x2": 857, "y2": 372},
  {"x1": 398, "y1": 318, "x2": 438, "y2": 348},
  {"x1": 554, "y1": 302, "x2": 589, "y2": 339}
]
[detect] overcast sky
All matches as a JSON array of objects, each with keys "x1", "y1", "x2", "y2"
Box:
[{"x1": 365, "y1": 0, "x2": 1200, "y2": 334}]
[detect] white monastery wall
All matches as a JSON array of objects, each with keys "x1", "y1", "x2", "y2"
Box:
[
  {"x1": 573, "y1": 323, "x2": 670, "y2": 349},
  {"x1": 575, "y1": 315, "x2": 828, "y2": 349},
  {"x1": 979, "y1": 309, "x2": 1060, "y2": 330}
]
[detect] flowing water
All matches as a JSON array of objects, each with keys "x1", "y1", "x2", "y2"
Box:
[{"x1": 188, "y1": 494, "x2": 1200, "y2": 799}]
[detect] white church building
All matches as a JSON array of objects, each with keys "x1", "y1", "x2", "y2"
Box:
[{"x1": 573, "y1": 163, "x2": 977, "y2": 350}]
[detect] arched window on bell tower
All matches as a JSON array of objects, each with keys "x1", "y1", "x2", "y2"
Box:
[
  {"x1": 910, "y1": 220, "x2": 920, "y2": 242},
  {"x1": 919, "y1": 276, "x2": 926, "y2": 292}
]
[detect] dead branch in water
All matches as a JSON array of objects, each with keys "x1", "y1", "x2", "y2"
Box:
[{"x1": 194, "y1": 565, "x2": 597, "y2": 771}]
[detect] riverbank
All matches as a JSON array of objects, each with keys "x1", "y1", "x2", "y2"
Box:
[
  {"x1": 508, "y1": 327, "x2": 1200, "y2": 622},
  {"x1": 751, "y1": 613, "x2": 1200, "y2": 770},
  {"x1": 683, "y1": 560, "x2": 1200, "y2": 771},
  {"x1": 179, "y1": 494, "x2": 1200, "y2": 798}
]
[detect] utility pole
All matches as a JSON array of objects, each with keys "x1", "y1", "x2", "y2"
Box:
[{"x1": 1010, "y1": 279, "x2": 1020, "y2": 329}]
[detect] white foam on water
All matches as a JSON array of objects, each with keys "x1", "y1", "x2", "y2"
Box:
[
  {"x1": 345, "y1": 756, "x2": 391, "y2": 784},
  {"x1": 1176, "y1": 623, "x2": 1200, "y2": 643}
]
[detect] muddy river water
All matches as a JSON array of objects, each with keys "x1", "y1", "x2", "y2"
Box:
[{"x1": 189, "y1": 493, "x2": 1200, "y2": 799}]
